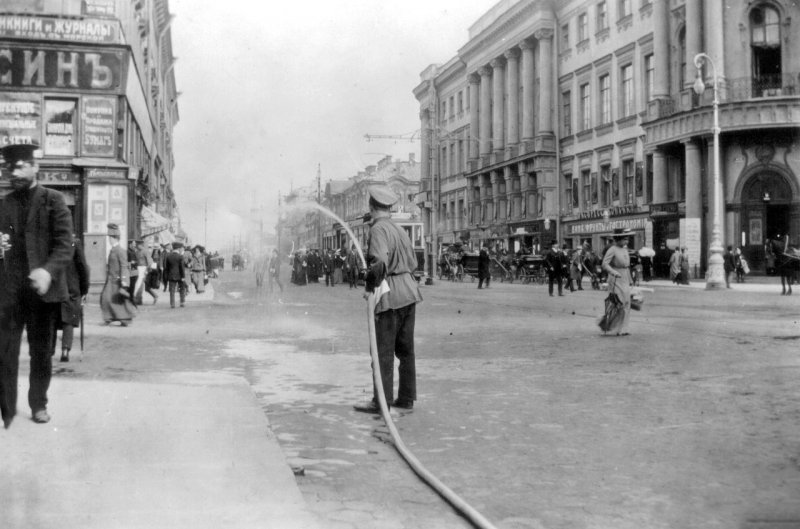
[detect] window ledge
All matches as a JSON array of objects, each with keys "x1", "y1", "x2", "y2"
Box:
[
  {"x1": 576, "y1": 129, "x2": 594, "y2": 141},
  {"x1": 595, "y1": 123, "x2": 613, "y2": 136},
  {"x1": 616, "y1": 14, "x2": 633, "y2": 32},
  {"x1": 615, "y1": 114, "x2": 638, "y2": 129}
]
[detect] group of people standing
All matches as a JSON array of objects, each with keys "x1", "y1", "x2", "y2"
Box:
[{"x1": 290, "y1": 247, "x2": 361, "y2": 288}]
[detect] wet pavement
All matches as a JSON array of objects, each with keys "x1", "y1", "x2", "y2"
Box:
[{"x1": 13, "y1": 270, "x2": 800, "y2": 529}]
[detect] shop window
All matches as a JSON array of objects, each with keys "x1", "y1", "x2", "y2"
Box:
[{"x1": 44, "y1": 98, "x2": 77, "y2": 156}]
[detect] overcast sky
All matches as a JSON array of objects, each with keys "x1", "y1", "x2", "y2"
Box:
[{"x1": 168, "y1": 0, "x2": 496, "y2": 251}]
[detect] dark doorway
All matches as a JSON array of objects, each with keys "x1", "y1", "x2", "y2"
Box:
[{"x1": 765, "y1": 203, "x2": 790, "y2": 240}]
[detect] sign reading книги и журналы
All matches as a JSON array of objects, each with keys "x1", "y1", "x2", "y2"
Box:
[{"x1": 0, "y1": 15, "x2": 120, "y2": 44}]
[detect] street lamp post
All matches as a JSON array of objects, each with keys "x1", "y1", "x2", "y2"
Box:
[{"x1": 693, "y1": 53, "x2": 726, "y2": 289}]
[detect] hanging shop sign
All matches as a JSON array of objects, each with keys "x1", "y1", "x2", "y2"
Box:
[
  {"x1": 569, "y1": 216, "x2": 648, "y2": 235},
  {"x1": 82, "y1": 0, "x2": 116, "y2": 17},
  {"x1": 81, "y1": 96, "x2": 116, "y2": 157},
  {"x1": 0, "y1": 44, "x2": 125, "y2": 92},
  {"x1": 0, "y1": 92, "x2": 41, "y2": 146},
  {"x1": 0, "y1": 15, "x2": 120, "y2": 44},
  {"x1": 578, "y1": 204, "x2": 639, "y2": 220},
  {"x1": 85, "y1": 167, "x2": 127, "y2": 180}
]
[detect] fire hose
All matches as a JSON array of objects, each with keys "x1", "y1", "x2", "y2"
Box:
[{"x1": 364, "y1": 290, "x2": 499, "y2": 529}]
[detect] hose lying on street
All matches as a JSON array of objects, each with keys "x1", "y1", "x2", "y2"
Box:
[{"x1": 365, "y1": 291, "x2": 499, "y2": 529}]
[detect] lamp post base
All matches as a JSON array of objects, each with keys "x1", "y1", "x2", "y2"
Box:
[{"x1": 705, "y1": 248, "x2": 727, "y2": 290}]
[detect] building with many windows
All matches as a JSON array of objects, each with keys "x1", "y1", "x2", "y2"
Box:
[
  {"x1": 415, "y1": 0, "x2": 799, "y2": 277},
  {"x1": 0, "y1": 0, "x2": 180, "y2": 280}
]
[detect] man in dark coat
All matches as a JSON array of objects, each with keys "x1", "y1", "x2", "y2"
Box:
[
  {"x1": 544, "y1": 240, "x2": 565, "y2": 297},
  {"x1": 477, "y1": 244, "x2": 491, "y2": 289},
  {"x1": 164, "y1": 242, "x2": 187, "y2": 308},
  {"x1": 0, "y1": 142, "x2": 74, "y2": 427},
  {"x1": 58, "y1": 236, "x2": 90, "y2": 362}
]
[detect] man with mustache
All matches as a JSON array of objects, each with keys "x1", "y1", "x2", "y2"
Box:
[{"x1": 0, "y1": 141, "x2": 74, "y2": 428}]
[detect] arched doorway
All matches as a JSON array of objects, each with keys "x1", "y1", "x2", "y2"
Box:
[{"x1": 739, "y1": 171, "x2": 793, "y2": 270}]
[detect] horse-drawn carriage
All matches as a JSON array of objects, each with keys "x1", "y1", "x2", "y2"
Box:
[
  {"x1": 437, "y1": 244, "x2": 465, "y2": 281},
  {"x1": 513, "y1": 254, "x2": 548, "y2": 284}
]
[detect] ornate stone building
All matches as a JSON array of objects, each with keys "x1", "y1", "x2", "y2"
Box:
[{"x1": 415, "y1": 0, "x2": 799, "y2": 276}]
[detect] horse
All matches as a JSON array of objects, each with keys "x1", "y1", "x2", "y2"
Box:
[{"x1": 769, "y1": 238, "x2": 800, "y2": 295}]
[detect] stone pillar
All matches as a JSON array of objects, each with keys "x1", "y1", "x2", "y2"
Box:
[
  {"x1": 490, "y1": 58, "x2": 505, "y2": 153},
  {"x1": 535, "y1": 29, "x2": 554, "y2": 135},
  {"x1": 420, "y1": 109, "x2": 431, "y2": 187},
  {"x1": 685, "y1": 0, "x2": 702, "y2": 90},
  {"x1": 504, "y1": 49, "x2": 520, "y2": 148},
  {"x1": 504, "y1": 166, "x2": 514, "y2": 219},
  {"x1": 491, "y1": 172, "x2": 500, "y2": 220},
  {"x1": 652, "y1": 149, "x2": 668, "y2": 203},
  {"x1": 684, "y1": 140, "x2": 703, "y2": 219},
  {"x1": 652, "y1": 0, "x2": 670, "y2": 100},
  {"x1": 468, "y1": 73, "x2": 480, "y2": 159},
  {"x1": 704, "y1": 0, "x2": 726, "y2": 99},
  {"x1": 479, "y1": 66, "x2": 492, "y2": 156},
  {"x1": 520, "y1": 40, "x2": 536, "y2": 145}
]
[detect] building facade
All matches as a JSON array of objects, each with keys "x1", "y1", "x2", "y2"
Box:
[
  {"x1": 415, "y1": 0, "x2": 800, "y2": 277},
  {"x1": 0, "y1": 0, "x2": 180, "y2": 280}
]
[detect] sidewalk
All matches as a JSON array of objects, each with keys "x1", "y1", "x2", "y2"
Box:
[
  {"x1": 644, "y1": 275, "x2": 790, "y2": 293},
  {"x1": 3, "y1": 287, "x2": 320, "y2": 529}
]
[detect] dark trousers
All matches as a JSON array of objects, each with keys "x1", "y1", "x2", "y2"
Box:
[
  {"x1": 478, "y1": 275, "x2": 490, "y2": 288},
  {"x1": 373, "y1": 304, "x2": 417, "y2": 406},
  {"x1": 269, "y1": 273, "x2": 284, "y2": 293},
  {"x1": 325, "y1": 270, "x2": 333, "y2": 286},
  {"x1": 168, "y1": 280, "x2": 186, "y2": 307},
  {"x1": 548, "y1": 272, "x2": 563, "y2": 295},
  {"x1": 0, "y1": 286, "x2": 59, "y2": 423},
  {"x1": 61, "y1": 324, "x2": 75, "y2": 351}
]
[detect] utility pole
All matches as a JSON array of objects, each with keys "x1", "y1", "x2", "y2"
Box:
[{"x1": 317, "y1": 163, "x2": 322, "y2": 250}]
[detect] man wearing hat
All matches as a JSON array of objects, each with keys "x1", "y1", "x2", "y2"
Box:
[
  {"x1": 164, "y1": 242, "x2": 187, "y2": 308},
  {"x1": 354, "y1": 185, "x2": 423, "y2": 414},
  {"x1": 0, "y1": 141, "x2": 74, "y2": 427},
  {"x1": 544, "y1": 240, "x2": 566, "y2": 296},
  {"x1": 100, "y1": 223, "x2": 135, "y2": 326}
]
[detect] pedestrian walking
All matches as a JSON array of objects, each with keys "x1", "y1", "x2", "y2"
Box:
[
  {"x1": 126, "y1": 239, "x2": 139, "y2": 305},
  {"x1": 268, "y1": 248, "x2": 284, "y2": 294},
  {"x1": 189, "y1": 246, "x2": 206, "y2": 293},
  {"x1": 345, "y1": 246, "x2": 359, "y2": 288},
  {"x1": 570, "y1": 245, "x2": 586, "y2": 291},
  {"x1": 164, "y1": 242, "x2": 188, "y2": 308},
  {"x1": 58, "y1": 235, "x2": 90, "y2": 362},
  {"x1": 353, "y1": 186, "x2": 423, "y2": 414},
  {"x1": 723, "y1": 245, "x2": 736, "y2": 288},
  {"x1": 477, "y1": 244, "x2": 491, "y2": 289},
  {"x1": 735, "y1": 247, "x2": 747, "y2": 283},
  {"x1": 669, "y1": 246, "x2": 682, "y2": 284},
  {"x1": 0, "y1": 141, "x2": 74, "y2": 427},
  {"x1": 100, "y1": 224, "x2": 135, "y2": 326},
  {"x1": 545, "y1": 240, "x2": 565, "y2": 296},
  {"x1": 680, "y1": 247, "x2": 690, "y2": 284},
  {"x1": 601, "y1": 228, "x2": 633, "y2": 336}
]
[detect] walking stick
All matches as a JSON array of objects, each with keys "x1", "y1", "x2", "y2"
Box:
[{"x1": 79, "y1": 299, "x2": 85, "y2": 362}]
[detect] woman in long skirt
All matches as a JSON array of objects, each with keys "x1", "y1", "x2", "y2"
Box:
[
  {"x1": 601, "y1": 229, "x2": 632, "y2": 336},
  {"x1": 99, "y1": 224, "x2": 135, "y2": 326}
]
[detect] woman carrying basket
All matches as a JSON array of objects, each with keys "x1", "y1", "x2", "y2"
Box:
[{"x1": 600, "y1": 228, "x2": 633, "y2": 336}]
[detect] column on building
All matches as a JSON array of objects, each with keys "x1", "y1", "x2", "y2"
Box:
[
  {"x1": 479, "y1": 66, "x2": 492, "y2": 156},
  {"x1": 490, "y1": 58, "x2": 505, "y2": 154},
  {"x1": 420, "y1": 108, "x2": 431, "y2": 189},
  {"x1": 456, "y1": 191, "x2": 463, "y2": 231},
  {"x1": 504, "y1": 166, "x2": 515, "y2": 219},
  {"x1": 534, "y1": 29, "x2": 554, "y2": 138},
  {"x1": 520, "y1": 39, "x2": 536, "y2": 147},
  {"x1": 684, "y1": 139, "x2": 703, "y2": 274},
  {"x1": 685, "y1": 0, "x2": 703, "y2": 90},
  {"x1": 468, "y1": 73, "x2": 480, "y2": 160},
  {"x1": 652, "y1": 149, "x2": 668, "y2": 204},
  {"x1": 652, "y1": 0, "x2": 670, "y2": 100},
  {"x1": 504, "y1": 49, "x2": 520, "y2": 151},
  {"x1": 703, "y1": 0, "x2": 726, "y2": 99}
]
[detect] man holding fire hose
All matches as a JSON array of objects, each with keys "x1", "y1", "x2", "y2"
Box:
[{"x1": 353, "y1": 186, "x2": 423, "y2": 414}]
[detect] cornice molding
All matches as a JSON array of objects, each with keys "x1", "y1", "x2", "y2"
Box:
[{"x1": 458, "y1": 1, "x2": 553, "y2": 63}]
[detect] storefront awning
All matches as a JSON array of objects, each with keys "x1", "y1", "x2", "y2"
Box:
[{"x1": 140, "y1": 205, "x2": 172, "y2": 237}]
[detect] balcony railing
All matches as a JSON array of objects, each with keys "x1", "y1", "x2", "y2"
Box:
[{"x1": 728, "y1": 73, "x2": 799, "y2": 100}]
